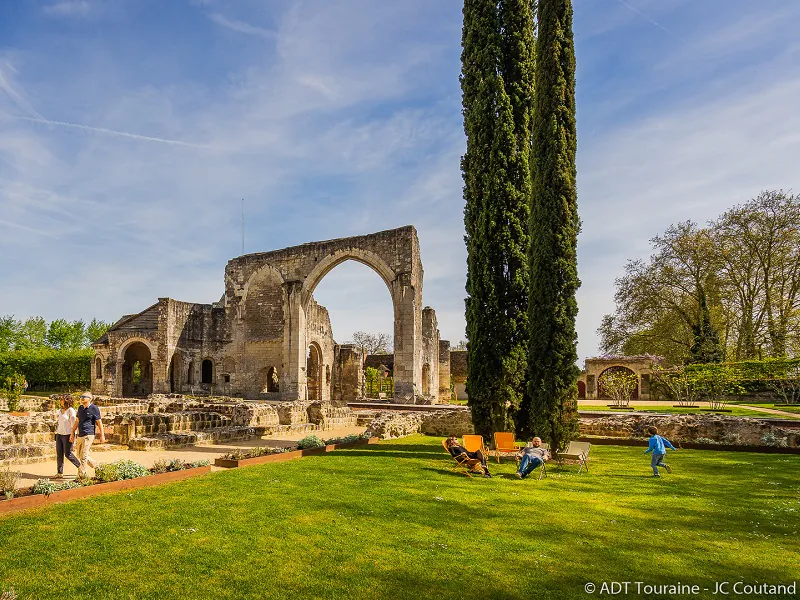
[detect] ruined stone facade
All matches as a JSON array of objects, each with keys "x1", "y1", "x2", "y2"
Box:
[{"x1": 92, "y1": 226, "x2": 445, "y2": 404}]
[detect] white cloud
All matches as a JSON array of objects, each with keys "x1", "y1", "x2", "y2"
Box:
[
  {"x1": 208, "y1": 13, "x2": 275, "y2": 39},
  {"x1": 42, "y1": 1, "x2": 91, "y2": 17}
]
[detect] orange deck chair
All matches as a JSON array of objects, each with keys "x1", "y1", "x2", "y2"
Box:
[
  {"x1": 493, "y1": 432, "x2": 520, "y2": 464},
  {"x1": 442, "y1": 439, "x2": 484, "y2": 477},
  {"x1": 462, "y1": 435, "x2": 489, "y2": 457}
]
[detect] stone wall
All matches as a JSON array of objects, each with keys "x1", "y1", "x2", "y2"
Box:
[
  {"x1": 438, "y1": 340, "x2": 451, "y2": 402},
  {"x1": 580, "y1": 414, "x2": 799, "y2": 447},
  {"x1": 365, "y1": 407, "x2": 474, "y2": 440}
]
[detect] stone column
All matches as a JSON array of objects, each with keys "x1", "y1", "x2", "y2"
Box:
[
  {"x1": 392, "y1": 274, "x2": 421, "y2": 403},
  {"x1": 438, "y1": 340, "x2": 451, "y2": 403},
  {"x1": 283, "y1": 281, "x2": 308, "y2": 402}
]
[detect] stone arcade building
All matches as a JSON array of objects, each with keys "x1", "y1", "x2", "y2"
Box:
[{"x1": 91, "y1": 226, "x2": 450, "y2": 405}]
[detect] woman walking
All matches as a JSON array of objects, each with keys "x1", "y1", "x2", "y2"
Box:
[{"x1": 54, "y1": 395, "x2": 80, "y2": 478}]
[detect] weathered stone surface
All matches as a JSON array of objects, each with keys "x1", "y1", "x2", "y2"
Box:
[
  {"x1": 91, "y1": 226, "x2": 443, "y2": 405},
  {"x1": 580, "y1": 414, "x2": 798, "y2": 446},
  {"x1": 365, "y1": 408, "x2": 474, "y2": 439}
]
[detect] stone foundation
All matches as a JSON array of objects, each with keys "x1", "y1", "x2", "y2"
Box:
[
  {"x1": 365, "y1": 407, "x2": 474, "y2": 440},
  {"x1": 580, "y1": 414, "x2": 799, "y2": 447}
]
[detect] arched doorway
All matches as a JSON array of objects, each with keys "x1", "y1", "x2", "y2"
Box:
[
  {"x1": 598, "y1": 366, "x2": 639, "y2": 400},
  {"x1": 169, "y1": 353, "x2": 183, "y2": 393},
  {"x1": 122, "y1": 342, "x2": 152, "y2": 397},
  {"x1": 307, "y1": 344, "x2": 322, "y2": 402},
  {"x1": 577, "y1": 380, "x2": 586, "y2": 399}
]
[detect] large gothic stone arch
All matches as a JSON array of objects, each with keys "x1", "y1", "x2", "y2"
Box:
[{"x1": 224, "y1": 226, "x2": 424, "y2": 402}]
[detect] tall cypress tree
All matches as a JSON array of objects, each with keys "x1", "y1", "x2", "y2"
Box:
[
  {"x1": 523, "y1": 0, "x2": 580, "y2": 450},
  {"x1": 462, "y1": 0, "x2": 534, "y2": 437}
]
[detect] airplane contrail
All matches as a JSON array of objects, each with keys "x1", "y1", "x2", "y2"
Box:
[
  {"x1": 15, "y1": 115, "x2": 218, "y2": 149},
  {"x1": 615, "y1": 0, "x2": 688, "y2": 44}
]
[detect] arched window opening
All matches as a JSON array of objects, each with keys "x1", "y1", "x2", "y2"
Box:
[
  {"x1": 95, "y1": 357, "x2": 102, "y2": 380},
  {"x1": 187, "y1": 361, "x2": 194, "y2": 385}
]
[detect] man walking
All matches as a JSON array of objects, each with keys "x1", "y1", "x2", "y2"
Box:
[{"x1": 70, "y1": 392, "x2": 105, "y2": 478}]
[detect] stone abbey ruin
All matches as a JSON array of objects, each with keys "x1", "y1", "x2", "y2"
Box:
[{"x1": 91, "y1": 226, "x2": 451, "y2": 405}]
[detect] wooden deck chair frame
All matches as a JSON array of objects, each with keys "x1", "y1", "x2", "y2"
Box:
[
  {"x1": 555, "y1": 441, "x2": 591, "y2": 473},
  {"x1": 441, "y1": 439, "x2": 484, "y2": 477}
]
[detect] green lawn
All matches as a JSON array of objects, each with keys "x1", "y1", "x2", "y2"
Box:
[
  {"x1": 579, "y1": 404, "x2": 800, "y2": 418},
  {"x1": 0, "y1": 436, "x2": 798, "y2": 600}
]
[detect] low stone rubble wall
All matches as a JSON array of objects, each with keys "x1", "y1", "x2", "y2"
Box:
[
  {"x1": 307, "y1": 402, "x2": 358, "y2": 430},
  {"x1": 581, "y1": 414, "x2": 799, "y2": 447},
  {"x1": 365, "y1": 408, "x2": 474, "y2": 440}
]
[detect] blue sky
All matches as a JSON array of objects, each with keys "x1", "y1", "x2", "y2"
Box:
[{"x1": 1, "y1": 0, "x2": 799, "y2": 363}]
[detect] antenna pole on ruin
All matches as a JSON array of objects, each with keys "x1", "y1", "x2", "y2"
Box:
[{"x1": 241, "y1": 198, "x2": 244, "y2": 255}]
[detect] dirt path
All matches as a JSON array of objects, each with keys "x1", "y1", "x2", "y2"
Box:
[{"x1": 9, "y1": 425, "x2": 366, "y2": 489}]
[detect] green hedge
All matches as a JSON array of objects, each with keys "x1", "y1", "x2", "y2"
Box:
[{"x1": 0, "y1": 349, "x2": 92, "y2": 390}]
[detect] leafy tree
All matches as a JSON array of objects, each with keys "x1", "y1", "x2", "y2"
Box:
[
  {"x1": 602, "y1": 191, "x2": 800, "y2": 363},
  {"x1": 651, "y1": 365, "x2": 701, "y2": 407},
  {"x1": 598, "y1": 368, "x2": 638, "y2": 408},
  {"x1": 523, "y1": 0, "x2": 580, "y2": 451},
  {"x1": 86, "y1": 318, "x2": 111, "y2": 345},
  {"x1": 0, "y1": 316, "x2": 20, "y2": 353},
  {"x1": 462, "y1": 0, "x2": 533, "y2": 438},
  {"x1": 347, "y1": 332, "x2": 392, "y2": 355},
  {"x1": 691, "y1": 364, "x2": 744, "y2": 411},
  {"x1": 16, "y1": 317, "x2": 47, "y2": 350}
]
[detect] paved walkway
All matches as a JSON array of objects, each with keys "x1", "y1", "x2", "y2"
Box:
[{"x1": 9, "y1": 425, "x2": 366, "y2": 490}]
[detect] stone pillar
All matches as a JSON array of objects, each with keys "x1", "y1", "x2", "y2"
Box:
[
  {"x1": 391, "y1": 274, "x2": 421, "y2": 403},
  {"x1": 333, "y1": 345, "x2": 364, "y2": 405},
  {"x1": 283, "y1": 281, "x2": 308, "y2": 402},
  {"x1": 438, "y1": 340, "x2": 451, "y2": 402}
]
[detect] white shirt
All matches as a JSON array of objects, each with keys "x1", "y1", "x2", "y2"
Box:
[{"x1": 56, "y1": 407, "x2": 77, "y2": 435}]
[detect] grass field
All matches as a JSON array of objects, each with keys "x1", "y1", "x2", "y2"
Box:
[{"x1": 0, "y1": 435, "x2": 798, "y2": 600}]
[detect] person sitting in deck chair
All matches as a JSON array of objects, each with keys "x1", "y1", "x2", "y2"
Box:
[
  {"x1": 445, "y1": 436, "x2": 492, "y2": 478},
  {"x1": 515, "y1": 437, "x2": 550, "y2": 479}
]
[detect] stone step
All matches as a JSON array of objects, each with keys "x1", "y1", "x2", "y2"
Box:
[{"x1": 127, "y1": 426, "x2": 261, "y2": 451}]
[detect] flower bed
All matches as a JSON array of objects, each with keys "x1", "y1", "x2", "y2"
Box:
[{"x1": 0, "y1": 459, "x2": 211, "y2": 516}]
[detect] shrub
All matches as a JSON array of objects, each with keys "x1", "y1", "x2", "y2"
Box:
[
  {"x1": 0, "y1": 467, "x2": 19, "y2": 499},
  {"x1": 31, "y1": 478, "x2": 82, "y2": 496},
  {"x1": 760, "y1": 432, "x2": 788, "y2": 448},
  {"x1": 694, "y1": 437, "x2": 717, "y2": 445},
  {"x1": 94, "y1": 459, "x2": 150, "y2": 483},
  {"x1": 721, "y1": 433, "x2": 742, "y2": 445},
  {"x1": 323, "y1": 432, "x2": 371, "y2": 445},
  {"x1": 152, "y1": 458, "x2": 209, "y2": 473},
  {"x1": 151, "y1": 458, "x2": 170, "y2": 474},
  {"x1": 219, "y1": 447, "x2": 288, "y2": 461},
  {"x1": 1, "y1": 373, "x2": 26, "y2": 412},
  {"x1": 296, "y1": 435, "x2": 325, "y2": 450}
]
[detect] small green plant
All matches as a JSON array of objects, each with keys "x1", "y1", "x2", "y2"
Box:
[
  {"x1": 94, "y1": 459, "x2": 150, "y2": 483},
  {"x1": 694, "y1": 437, "x2": 717, "y2": 445},
  {"x1": 0, "y1": 467, "x2": 18, "y2": 499},
  {"x1": 151, "y1": 458, "x2": 170, "y2": 474},
  {"x1": 296, "y1": 435, "x2": 325, "y2": 450},
  {"x1": 31, "y1": 478, "x2": 82, "y2": 496},
  {"x1": 760, "y1": 432, "x2": 788, "y2": 448},
  {"x1": 219, "y1": 447, "x2": 288, "y2": 461},
  {"x1": 323, "y1": 432, "x2": 370, "y2": 445}
]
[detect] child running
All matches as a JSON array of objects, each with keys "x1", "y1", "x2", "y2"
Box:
[{"x1": 644, "y1": 426, "x2": 677, "y2": 477}]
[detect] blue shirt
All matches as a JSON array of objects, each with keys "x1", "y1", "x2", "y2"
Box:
[
  {"x1": 644, "y1": 434, "x2": 676, "y2": 455},
  {"x1": 76, "y1": 404, "x2": 102, "y2": 437}
]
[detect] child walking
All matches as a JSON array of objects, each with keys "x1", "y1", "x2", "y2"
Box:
[{"x1": 644, "y1": 426, "x2": 677, "y2": 477}]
